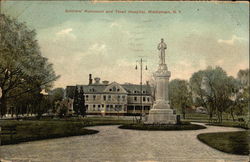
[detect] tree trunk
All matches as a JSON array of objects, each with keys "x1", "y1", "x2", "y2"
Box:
[
  {"x1": 209, "y1": 108, "x2": 213, "y2": 122},
  {"x1": 230, "y1": 107, "x2": 235, "y2": 121},
  {"x1": 11, "y1": 107, "x2": 14, "y2": 117},
  {"x1": 182, "y1": 108, "x2": 186, "y2": 119},
  {"x1": 181, "y1": 103, "x2": 186, "y2": 119},
  {"x1": 217, "y1": 111, "x2": 223, "y2": 123},
  {"x1": 0, "y1": 97, "x2": 7, "y2": 117},
  {"x1": 15, "y1": 106, "x2": 19, "y2": 119}
]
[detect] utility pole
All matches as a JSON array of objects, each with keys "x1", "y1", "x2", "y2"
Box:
[{"x1": 135, "y1": 58, "x2": 147, "y2": 121}]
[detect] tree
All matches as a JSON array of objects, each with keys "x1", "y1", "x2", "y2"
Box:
[
  {"x1": 190, "y1": 66, "x2": 237, "y2": 122},
  {"x1": 73, "y1": 86, "x2": 86, "y2": 117},
  {"x1": 9, "y1": 87, "x2": 40, "y2": 117},
  {"x1": 78, "y1": 86, "x2": 86, "y2": 117},
  {"x1": 237, "y1": 69, "x2": 249, "y2": 88},
  {"x1": 73, "y1": 86, "x2": 79, "y2": 115},
  {"x1": 230, "y1": 85, "x2": 249, "y2": 118},
  {"x1": 169, "y1": 79, "x2": 192, "y2": 119},
  {"x1": 57, "y1": 101, "x2": 68, "y2": 118},
  {"x1": 49, "y1": 88, "x2": 64, "y2": 103},
  {"x1": 48, "y1": 88, "x2": 64, "y2": 115},
  {"x1": 0, "y1": 14, "x2": 58, "y2": 117},
  {"x1": 190, "y1": 69, "x2": 214, "y2": 119}
]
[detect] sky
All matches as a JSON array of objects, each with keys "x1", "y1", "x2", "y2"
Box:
[{"x1": 1, "y1": 1, "x2": 249, "y2": 88}]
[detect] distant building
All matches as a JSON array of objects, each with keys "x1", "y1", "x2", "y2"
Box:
[
  {"x1": 237, "y1": 69, "x2": 249, "y2": 88},
  {"x1": 195, "y1": 106, "x2": 207, "y2": 114},
  {"x1": 65, "y1": 74, "x2": 153, "y2": 115}
]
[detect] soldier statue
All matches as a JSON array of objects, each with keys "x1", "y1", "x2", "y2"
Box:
[{"x1": 157, "y1": 38, "x2": 167, "y2": 65}]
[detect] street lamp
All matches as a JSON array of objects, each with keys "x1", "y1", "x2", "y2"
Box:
[{"x1": 135, "y1": 58, "x2": 147, "y2": 121}]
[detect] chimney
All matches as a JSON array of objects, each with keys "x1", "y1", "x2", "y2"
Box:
[
  {"x1": 102, "y1": 80, "x2": 109, "y2": 85},
  {"x1": 89, "y1": 74, "x2": 93, "y2": 85},
  {"x1": 94, "y1": 77, "x2": 100, "y2": 84}
]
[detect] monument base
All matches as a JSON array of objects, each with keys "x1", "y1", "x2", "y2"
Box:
[{"x1": 146, "y1": 109, "x2": 176, "y2": 124}]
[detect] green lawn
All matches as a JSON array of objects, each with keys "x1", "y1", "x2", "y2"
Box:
[
  {"x1": 197, "y1": 131, "x2": 249, "y2": 155},
  {"x1": 0, "y1": 120, "x2": 98, "y2": 145},
  {"x1": 206, "y1": 121, "x2": 249, "y2": 129},
  {"x1": 183, "y1": 113, "x2": 249, "y2": 129},
  {"x1": 0, "y1": 117, "x2": 133, "y2": 145}
]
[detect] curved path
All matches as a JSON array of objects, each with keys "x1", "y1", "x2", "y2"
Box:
[{"x1": 0, "y1": 123, "x2": 249, "y2": 162}]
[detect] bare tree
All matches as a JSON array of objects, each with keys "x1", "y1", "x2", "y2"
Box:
[{"x1": 0, "y1": 14, "x2": 59, "y2": 117}]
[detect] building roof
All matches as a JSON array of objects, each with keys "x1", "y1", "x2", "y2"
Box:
[
  {"x1": 121, "y1": 84, "x2": 151, "y2": 94},
  {"x1": 65, "y1": 83, "x2": 152, "y2": 99}
]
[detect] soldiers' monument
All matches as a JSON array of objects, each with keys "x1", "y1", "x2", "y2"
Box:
[{"x1": 147, "y1": 38, "x2": 176, "y2": 124}]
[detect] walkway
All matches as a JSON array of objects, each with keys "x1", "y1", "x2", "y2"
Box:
[{"x1": 0, "y1": 123, "x2": 248, "y2": 162}]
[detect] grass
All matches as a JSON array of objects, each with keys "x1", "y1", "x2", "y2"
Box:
[
  {"x1": 0, "y1": 120, "x2": 98, "y2": 145},
  {"x1": 206, "y1": 121, "x2": 249, "y2": 129},
  {"x1": 119, "y1": 122, "x2": 206, "y2": 131},
  {"x1": 0, "y1": 117, "x2": 133, "y2": 145},
  {"x1": 183, "y1": 113, "x2": 249, "y2": 129},
  {"x1": 197, "y1": 131, "x2": 249, "y2": 155}
]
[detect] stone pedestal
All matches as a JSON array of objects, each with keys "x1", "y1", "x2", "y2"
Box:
[{"x1": 146, "y1": 64, "x2": 176, "y2": 124}]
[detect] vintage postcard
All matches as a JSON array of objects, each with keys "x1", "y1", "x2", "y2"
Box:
[{"x1": 0, "y1": 1, "x2": 249, "y2": 162}]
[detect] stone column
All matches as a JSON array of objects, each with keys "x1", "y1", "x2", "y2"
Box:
[
  {"x1": 146, "y1": 64, "x2": 176, "y2": 124},
  {"x1": 154, "y1": 64, "x2": 170, "y2": 109}
]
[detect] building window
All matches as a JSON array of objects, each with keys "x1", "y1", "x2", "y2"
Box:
[
  {"x1": 93, "y1": 105, "x2": 96, "y2": 108},
  {"x1": 143, "y1": 97, "x2": 146, "y2": 102},
  {"x1": 89, "y1": 88, "x2": 95, "y2": 92},
  {"x1": 112, "y1": 86, "x2": 116, "y2": 91},
  {"x1": 147, "y1": 97, "x2": 150, "y2": 102},
  {"x1": 142, "y1": 90, "x2": 146, "y2": 94},
  {"x1": 103, "y1": 95, "x2": 106, "y2": 101},
  {"x1": 102, "y1": 104, "x2": 104, "y2": 107},
  {"x1": 93, "y1": 95, "x2": 96, "y2": 100},
  {"x1": 86, "y1": 105, "x2": 88, "y2": 110},
  {"x1": 117, "y1": 89, "x2": 120, "y2": 92},
  {"x1": 134, "y1": 91, "x2": 137, "y2": 93},
  {"x1": 86, "y1": 95, "x2": 89, "y2": 101},
  {"x1": 109, "y1": 89, "x2": 112, "y2": 91},
  {"x1": 108, "y1": 95, "x2": 111, "y2": 101},
  {"x1": 134, "y1": 97, "x2": 137, "y2": 101},
  {"x1": 98, "y1": 105, "x2": 101, "y2": 110},
  {"x1": 118, "y1": 95, "x2": 120, "y2": 101},
  {"x1": 122, "y1": 96, "x2": 125, "y2": 101}
]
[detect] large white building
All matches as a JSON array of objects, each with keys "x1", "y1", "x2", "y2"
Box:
[{"x1": 65, "y1": 74, "x2": 153, "y2": 115}]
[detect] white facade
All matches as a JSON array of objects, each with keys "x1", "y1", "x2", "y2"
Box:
[{"x1": 66, "y1": 81, "x2": 153, "y2": 115}]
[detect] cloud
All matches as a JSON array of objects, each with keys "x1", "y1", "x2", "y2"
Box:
[
  {"x1": 217, "y1": 35, "x2": 246, "y2": 45},
  {"x1": 110, "y1": 22, "x2": 132, "y2": 38},
  {"x1": 171, "y1": 59, "x2": 202, "y2": 80},
  {"x1": 110, "y1": 22, "x2": 120, "y2": 28},
  {"x1": 178, "y1": 33, "x2": 248, "y2": 79},
  {"x1": 88, "y1": 43, "x2": 107, "y2": 54},
  {"x1": 56, "y1": 28, "x2": 73, "y2": 35},
  {"x1": 55, "y1": 28, "x2": 76, "y2": 40},
  {"x1": 38, "y1": 18, "x2": 248, "y2": 88}
]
